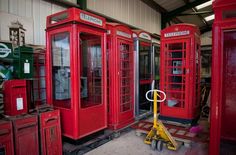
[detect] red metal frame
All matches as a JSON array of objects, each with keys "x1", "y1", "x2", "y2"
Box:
[
  {"x1": 46, "y1": 8, "x2": 107, "y2": 140},
  {"x1": 3, "y1": 80, "x2": 28, "y2": 116},
  {"x1": 210, "y1": 1, "x2": 236, "y2": 154},
  {"x1": 0, "y1": 120, "x2": 14, "y2": 155},
  {"x1": 160, "y1": 24, "x2": 201, "y2": 122},
  {"x1": 106, "y1": 23, "x2": 134, "y2": 130}
]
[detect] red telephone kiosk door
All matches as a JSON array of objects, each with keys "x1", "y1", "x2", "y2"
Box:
[
  {"x1": 160, "y1": 24, "x2": 201, "y2": 124},
  {"x1": 46, "y1": 8, "x2": 107, "y2": 140},
  {"x1": 210, "y1": 0, "x2": 236, "y2": 154},
  {"x1": 161, "y1": 39, "x2": 190, "y2": 118},
  {"x1": 107, "y1": 23, "x2": 134, "y2": 130}
]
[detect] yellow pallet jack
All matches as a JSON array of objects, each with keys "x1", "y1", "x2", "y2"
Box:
[{"x1": 144, "y1": 90, "x2": 178, "y2": 151}]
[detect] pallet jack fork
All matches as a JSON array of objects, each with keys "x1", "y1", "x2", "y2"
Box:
[{"x1": 144, "y1": 90, "x2": 178, "y2": 151}]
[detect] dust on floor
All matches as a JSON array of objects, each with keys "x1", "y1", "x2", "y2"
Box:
[{"x1": 85, "y1": 130, "x2": 208, "y2": 155}]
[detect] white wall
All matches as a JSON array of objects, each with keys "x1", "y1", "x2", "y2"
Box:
[
  {"x1": 87, "y1": 0, "x2": 161, "y2": 35},
  {"x1": 0, "y1": 0, "x2": 162, "y2": 45},
  {"x1": 0, "y1": 0, "x2": 66, "y2": 45},
  {"x1": 201, "y1": 31, "x2": 212, "y2": 45}
]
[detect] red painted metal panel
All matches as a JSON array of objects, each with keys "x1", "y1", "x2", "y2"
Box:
[
  {"x1": 210, "y1": 1, "x2": 236, "y2": 154},
  {"x1": 46, "y1": 8, "x2": 107, "y2": 140},
  {"x1": 46, "y1": 8, "x2": 106, "y2": 29},
  {"x1": 10, "y1": 114, "x2": 39, "y2": 155},
  {"x1": 39, "y1": 109, "x2": 62, "y2": 155},
  {"x1": 3, "y1": 80, "x2": 28, "y2": 116},
  {"x1": 107, "y1": 23, "x2": 134, "y2": 130},
  {"x1": 160, "y1": 24, "x2": 201, "y2": 122},
  {"x1": 0, "y1": 120, "x2": 14, "y2": 155}
]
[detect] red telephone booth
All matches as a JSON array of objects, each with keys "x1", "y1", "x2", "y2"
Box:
[
  {"x1": 46, "y1": 8, "x2": 107, "y2": 140},
  {"x1": 160, "y1": 24, "x2": 201, "y2": 124},
  {"x1": 133, "y1": 30, "x2": 153, "y2": 119},
  {"x1": 106, "y1": 23, "x2": 134, "y2": 130},
  {"x1": 210, "y1": 0, "x2": 236, "y2": 154}
]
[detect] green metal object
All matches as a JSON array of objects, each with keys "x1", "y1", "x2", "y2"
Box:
[
  {"x1": 13, "y1": 46, "x2": 34, "y2": 79},
  {"x1": 0, "y1": 41, "x2": 14, "y2": 62}
]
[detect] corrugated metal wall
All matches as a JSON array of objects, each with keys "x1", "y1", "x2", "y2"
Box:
[
  {"x1": 201, "y1": 31, "x2": 212, "y2": 45},
  {"x1": 0, "y1": 0, "x2": 162, "y2": 45},
  {"x1": 87, "y1": 0, "x2": 161, "y2": 34},
  {"x1": 0, "y1": 0, "x2": 66, "y2": 45}
]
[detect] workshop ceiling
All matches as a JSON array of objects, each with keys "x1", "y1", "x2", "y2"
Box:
[{"x1": 142, "y1": 0, "x2": 213, "y2": 34}]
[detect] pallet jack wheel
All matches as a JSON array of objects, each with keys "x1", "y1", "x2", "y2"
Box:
[
  {"x1": 157, "y1": 140, "x2": 163, "y2": 152},
  {"x1": 151, "y1": 140, "x2": 157, "y2": 150}
]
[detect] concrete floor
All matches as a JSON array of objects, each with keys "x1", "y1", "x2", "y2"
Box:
[{"x1": 85, "y1": 130, "x2": 208, "y2": 155}]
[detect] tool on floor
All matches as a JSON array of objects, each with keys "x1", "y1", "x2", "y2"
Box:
[{"x1": 144, "y1": 89, "x2": 178, "y2": 151}]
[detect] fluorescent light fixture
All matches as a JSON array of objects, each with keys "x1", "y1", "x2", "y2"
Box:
[
  {"x1": 204, "y1": 14, "x2": 215, "y2": 21},
  {"x1": 196, "y1": 0, "x2": 213, "y2": 10}
]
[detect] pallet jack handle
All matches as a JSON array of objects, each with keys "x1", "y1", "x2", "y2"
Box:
[{"x1": 145, "y1": 90, "x2": 166, "y2": 128}]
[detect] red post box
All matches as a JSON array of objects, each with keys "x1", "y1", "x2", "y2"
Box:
[
  {"x1": 160, "y1": 24, "x2": 201, "y2": 124},
  {"x1": 3, "y1": 80, "x2": 28, "y2": 116},
  {"x1": 132, "y1": 30, "x2": 153, "y2": 119},
  {"x1": 0, "y1": 120, "x2": 14, "y2": 155},
  {"x1": 106, "y1": 23, "x2": 134, "y2": 130},
  {"x1": 210, "y1": 0, "x2": 236, "y2": 154},
  {"x1": 38, "y1": 109, "x2": 62, "y2": 155},
  {"x1": 10, "y1": 114, "x2": 39, "y2": 155},
  {"x1": 46, "y1": 8, "x2": 107, "y2": 139}
]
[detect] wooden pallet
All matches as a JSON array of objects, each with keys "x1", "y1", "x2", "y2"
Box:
[{"x1": 132, "y1": 120, "x2": 208, "y2": 146}]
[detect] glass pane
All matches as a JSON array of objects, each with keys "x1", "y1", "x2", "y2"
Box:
[
  {"x1": 80, "y1": 32, "x2": 102, "y2": 108},
  {"x1": 139, "y1": 84, "x2": 151, "y2": 110},
  {"x1": 50, "y1": 12, "x2": 68, "y2": 24},
  {"x1": 120, "y1": 43, "x2": 132, "y2": 112},
  {"x1": 154, "y1": 46, "x2": 160, "y2": 80},
  {"x1": 139, "y1": 44, "x2": 151, "y2": 79},
  {"x1": 164, "y1": 42, "x2": 186, "y2": 108},
  {"x1": 51, "y1": 32, "x2": 71, "y2": 108},
  {"x1": 153, "y1": 45, "x2": 160, "y2": 88},
  {"x1": 165, "y1": 91, "x2": 184, "y2": 108},
  {"x1": 154, "y1": 47, "x2": 160, "y2": 89}
]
